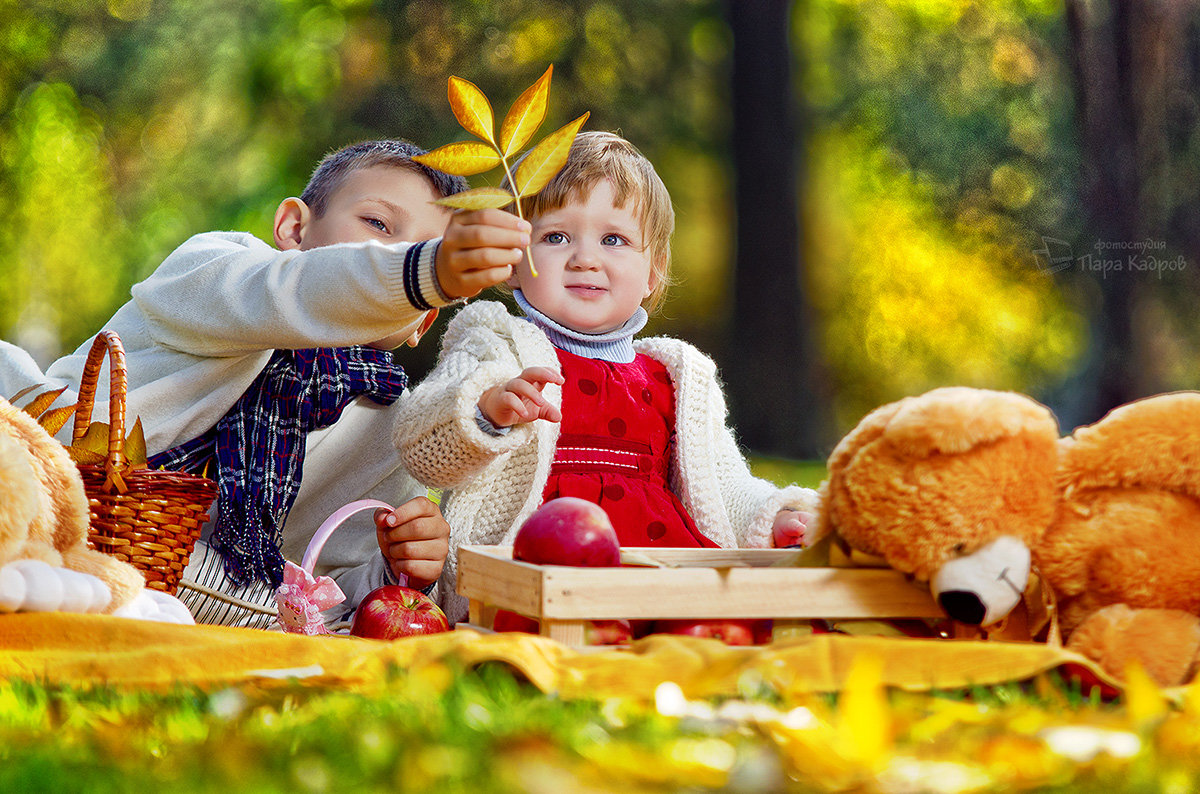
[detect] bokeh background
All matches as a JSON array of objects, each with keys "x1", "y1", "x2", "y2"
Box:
[{"x1": 3, "y1": 0, "x2": 1198, "y2": 459}]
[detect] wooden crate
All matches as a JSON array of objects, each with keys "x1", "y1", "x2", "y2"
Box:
[{"x1": 457, "y1": 545, "x2": 944, "y2": 646}]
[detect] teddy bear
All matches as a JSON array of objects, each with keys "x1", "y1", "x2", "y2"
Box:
[
  {"x1": 0, "y1": 395, "x2": 193, "y2": 623},
  {"x1": 817, "y1": 386, "x2": 1200, "y2": 687},
  {"x1": 1037, "y1": 391, "x2": 1200, "y2": 686}
]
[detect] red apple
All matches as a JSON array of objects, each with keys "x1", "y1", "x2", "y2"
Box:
[
  {"x1": 586, "y1": 619, "x2": 634, "y2": 646},
  {"x1": 753, "y1": 619, "x2": 776, "y2": 645},
  {"x1": 492, "y1": 611, "x2": 632, "y2": 646},
  {"x1": 513, "y1": 497, "x2": 620, "y2": 567},
  {"x1": 350, "y1": 585, "x2": 450, "y2": 639},
  {"x1": 492, "y1": 609, "x2": 540, "y2": 634},
  {"x1": 653, "y1": 618, "x2": 769, "y2": 646}
]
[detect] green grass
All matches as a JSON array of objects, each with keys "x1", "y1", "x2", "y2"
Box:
[
  {"x1": 747, "y1": 456, "x2": 828, "y2": 490},
  {"x1": 8, "y1": 456, "x2": 1195, "y2": 792},
  {"x1": 4, "y1": 664, "x2": 1200, "y2": 793}
]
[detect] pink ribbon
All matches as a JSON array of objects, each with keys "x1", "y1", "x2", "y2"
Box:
[
  {"x1": 274, "y1": 561, "x2": 345, "y2": 635},
  {"x1": 275, "y1": 499, "x2": 403, "y2": 634}
]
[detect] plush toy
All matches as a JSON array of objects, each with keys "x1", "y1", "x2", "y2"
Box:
[
  {"x1": 1038, "y1": 392, "x2": 1200, "y2": 686},
  {"x1": 817, "y1": 387, "x2": 1061, "y2": 627},
  {"x1": 0, "y1": 396, "x2": 192, "y2": 623},
  {"x1": 818, "y1": 386, "x2": 1200, "y2": 687}
]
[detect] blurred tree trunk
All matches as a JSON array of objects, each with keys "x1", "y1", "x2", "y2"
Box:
[
  {"x1": 722, "y1": 0, "x2": 832, "y2": 459},
  {"x1": 1065, "y1": 0, "x2": 1194, "y2": 420}
]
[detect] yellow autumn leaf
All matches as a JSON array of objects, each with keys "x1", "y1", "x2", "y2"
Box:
[
  {"x1": 37, "y1": 403, "x2": 77, "y2": 437},
  {"x1": 448, "y1": 75, "x2": 496, "y2": 146},
  {"x1": 75, "y1": 420, "x2": 111, "y2": 457},
  {"x1": 21, "y1": 386, "x2": 67, "y2": 420},
  {"x1": 412, "y1": 141, "x2": 503, "y2": 177},
  {"x1": 514, "y1": 112, "x2": 590, "y2": 198},
  {"x1": 1124, "y1": 661, "x2": 1168, "y2": 726},
  {"x1": 67, "y1": 446, "x2": 105, "y2": 465},
  {"x1": 838, "y1": 651, "x2": 891, "y2": 768},
  {"x1": 124, "y1": 416, "x2": 147, "y2": 468},
  {"x1": 434, "y1": 187, "x2": 515, "y2": 211},
  {"x1": 499, "y1": 64, "x2": 552, "y2": 158}
]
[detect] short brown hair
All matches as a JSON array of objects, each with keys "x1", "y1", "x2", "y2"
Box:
[
  {"x1": 513, "y1": 131, "x2": 675, "y2": 312},
  {"x1": 301, "y1": 139, "x2": 467, "y2": 217}
]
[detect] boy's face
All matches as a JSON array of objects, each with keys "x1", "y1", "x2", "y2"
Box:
[
  {"x1": 510, "y1": 179, "x2": 657, "y2": 334},
  {"x1": 299, "y1": 164, "x2": 451, "y2": 250}
]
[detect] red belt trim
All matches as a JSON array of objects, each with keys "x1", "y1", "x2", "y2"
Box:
[{"x1": 550, "y1": 434, "x2": 666, "y2": 479}]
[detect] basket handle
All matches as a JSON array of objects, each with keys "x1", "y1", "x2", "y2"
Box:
[
  {"x1": 301, "y1": 499, "x2": 408, "y2": 587},
  {"x1": 71, "y1": 330, "x2": 128, "y2": 471}
]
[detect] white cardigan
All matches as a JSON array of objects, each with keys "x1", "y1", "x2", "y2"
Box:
[
  {"x1": 393, "y1": 301, "x2": 818, "y2": 623},
  {"x1": 1, "y1": 231, "x2": 450, "y2": 626}
]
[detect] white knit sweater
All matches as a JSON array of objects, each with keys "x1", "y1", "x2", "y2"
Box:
[
  {"x1": 392, "y1": 301, "x2": 819, "y2": 623},
  {"x1": 1, "y1": 231, "x2": 451, "y2": 626}
]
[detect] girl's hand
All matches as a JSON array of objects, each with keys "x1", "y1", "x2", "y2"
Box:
[
  {"x1": 478, "y1": 366, "x2": 565, "y2": 428},
  {"x1": 373, "y1": 497, "x2": 450, "y2": 590},
  {"x1": 771, "y1": 510, "x2": 818, "y2": 548}
]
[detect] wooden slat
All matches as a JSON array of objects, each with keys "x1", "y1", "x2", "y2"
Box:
[
  {"x1": 544, "y1": 620, "x2": 586, "y2": 645},
  {"x1": 536, "y1": 566, "x2": 940, "y2": 620},
  {"x1": 456, "y1": 545, "x2": 941, "y2": 622},
  {"x1": 463, "y1": 545, "x2": 795, "y2": 567},
  {"x1": 456, "y1": 546, "x2": 544, "y2": 616}
]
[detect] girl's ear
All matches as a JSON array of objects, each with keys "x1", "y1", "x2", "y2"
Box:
[
  {"x1": 644, "y1": 261, "x2": 664, "y2": 299},
  {"x1": 273, "y1": 198, "x2": 311, "y2": 250}
]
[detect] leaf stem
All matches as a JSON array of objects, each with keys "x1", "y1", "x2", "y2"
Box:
[{"x1": 500, "y1": 155, "x2": 537, "y2": 277}]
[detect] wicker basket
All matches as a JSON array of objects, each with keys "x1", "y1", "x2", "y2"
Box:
[{"x1": 73, "y1": 331, "x2": 218, "y2": 595}]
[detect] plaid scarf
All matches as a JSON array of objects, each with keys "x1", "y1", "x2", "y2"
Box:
[{"x1": 148, "y1": 346, "x2": 406, "y2": 587}]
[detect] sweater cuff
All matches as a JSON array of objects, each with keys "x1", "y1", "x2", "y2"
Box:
[
  {"x1": 474, "y1": 405, "x2": 512, "y2": 437},
  {"x1": 403, "y1": 239, "x2": 460, "y2": 310},
  {"x1": 380, "y1": 556, "x2": 438, "y2": 597}
]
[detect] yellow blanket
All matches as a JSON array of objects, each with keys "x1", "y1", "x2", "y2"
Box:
[{"x1": 0, "y1": 613, "x2": 1126, "y2": 699}]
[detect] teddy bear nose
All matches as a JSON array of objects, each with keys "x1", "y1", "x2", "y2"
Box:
[{"x1": 938, "y1": 590, "x2": 987, "y2": 625}]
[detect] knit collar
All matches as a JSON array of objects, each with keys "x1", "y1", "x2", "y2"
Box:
[{"x1": 514, "y1": 289, "x2": 646, "y2": 363}]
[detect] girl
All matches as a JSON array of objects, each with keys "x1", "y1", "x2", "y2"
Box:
[{"x1": 393, "y1": 131, "x2": 818, "y2": 623}]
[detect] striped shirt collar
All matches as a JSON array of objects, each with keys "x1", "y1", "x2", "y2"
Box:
[{"x1": 514, "y1": 289, "x2": 646, "y2": 363}]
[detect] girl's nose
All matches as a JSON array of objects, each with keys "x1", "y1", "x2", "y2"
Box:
[{"x1": 568, "y1": 244, "x2": 602, "y2": 270}]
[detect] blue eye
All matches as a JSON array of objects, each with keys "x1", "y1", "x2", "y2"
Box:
[
  {"x1": 602, "y1": 233, "x2": 627, "y2": 246},
  {"x1": 543, "y1": 231, "x2": 567, "y2": 244},
  {"x1": 364, "y1": 218, "x2": 388, "y2": 233}
]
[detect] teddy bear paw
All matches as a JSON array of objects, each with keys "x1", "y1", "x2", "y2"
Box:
[
  {"x1": 1067, "y1": 604, "x2": 1200, "y2": 687},
  {"x1": 111, "y1": 588, "x2": 196, "y2": 625},
  {"x1": 0, "y1": 559, "x2": 112, "y2": 614}
]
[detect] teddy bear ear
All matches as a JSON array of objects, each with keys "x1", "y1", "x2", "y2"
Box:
[
  {"x1": 825, "y1": 399, "x2": 907, "y2": 475},
  {"x1": 883, "y1": 387, "x2": 1059, "y2": 458}
]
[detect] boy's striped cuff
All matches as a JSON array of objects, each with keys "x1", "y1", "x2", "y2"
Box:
[{"x1": 402, "y1": 239, "x2": 460, "y2": 310}]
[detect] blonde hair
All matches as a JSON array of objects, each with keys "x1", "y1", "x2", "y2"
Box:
[{"x1": 509, "y1": 131, "x2": 675, "y2": 312}]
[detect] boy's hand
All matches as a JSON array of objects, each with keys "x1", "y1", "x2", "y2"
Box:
[
  {"x1": 436, "y1": 208, "x2": 531, "y2": 299},
  {"x1": 771, "y1": 510, "x2": 818, "y2": 548},
  {"x1": 478, "y1": 366, "x2": 565, "y2": 428},
  {"x1": 374, "y1": 496, "x2": 450, "y2": 591}
]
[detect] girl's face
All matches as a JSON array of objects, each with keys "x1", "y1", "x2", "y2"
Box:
[{"x1": 510, "y1": 179, "x2": 658, "y2": 334}]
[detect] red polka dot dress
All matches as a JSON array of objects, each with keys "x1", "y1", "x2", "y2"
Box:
[{"x1": 542, "y1": 347, "x2": 718, "y2": 548}]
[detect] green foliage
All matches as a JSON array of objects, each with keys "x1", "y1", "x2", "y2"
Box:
[
  {"x1": 1, "y1": 0, "x2": 1099, "y2": 436},
  {"x1": 0, "y1": 82, "x2": 126, "y2": 357},
  {"x1": 798, "y1": 0, "x2": 1086, "y2": 426},
  {"x1": 807, "y1": 131, "x2": 1084, "y2": 425},
  {"x1": 3, "y1": 666, "x2": 1197, "y2": 793}
]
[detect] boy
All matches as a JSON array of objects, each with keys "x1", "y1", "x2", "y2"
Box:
[{"x1": 0, "y1": 139, "x2": 531, "y2": 628}]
